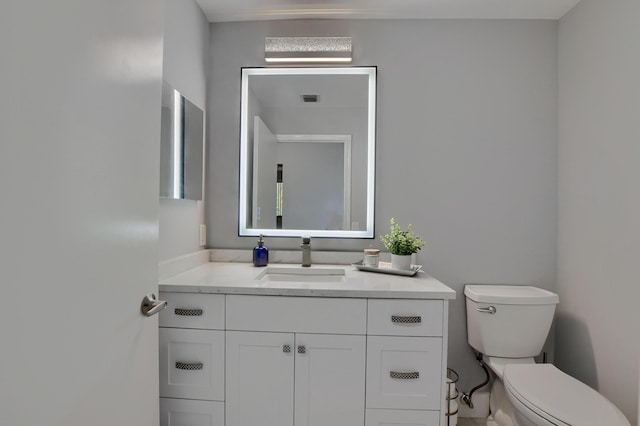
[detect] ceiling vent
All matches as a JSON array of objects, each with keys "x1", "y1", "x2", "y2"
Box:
[{"x1": 301, "y1": 94, "x2": 319, "y2": 103}]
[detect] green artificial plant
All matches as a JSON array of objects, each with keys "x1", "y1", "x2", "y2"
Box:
[{"x1": 380, "y1": 218, "x2": 426, "y2": 256}]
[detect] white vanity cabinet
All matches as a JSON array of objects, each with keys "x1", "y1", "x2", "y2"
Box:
[
  {"x1": 226, "y1": 331, "x2": 366, "y2": 426},
  {"x1": 158, "y1": 293, "x2": 226, "y2": 426},
  {"x1": 225, "y1": 295, "x2": 367, "y2": 426},
  {"x1": 158, "y1": 262, "x2": 454, "y2": 426},
  {"x1": 365, "y1": 299, "x2": 445, "y2": 426}
]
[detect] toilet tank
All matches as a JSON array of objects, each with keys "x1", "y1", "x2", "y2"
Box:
[{"x1": 465, "y1": 285, "x2": 559, "y2": 358}]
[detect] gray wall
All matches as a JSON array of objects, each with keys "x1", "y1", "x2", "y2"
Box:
[
  {"x1": 557, "y1": 0, "x2": 640, "y2": 422},
  {"x1": 159, "y1": 0, "x2": 209, "y2": 261},
  {"x1": 207, "y1": 19, "x2": 558, "y2": 392}
]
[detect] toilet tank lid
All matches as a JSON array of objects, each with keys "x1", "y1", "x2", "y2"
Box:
[{"x1": 464, "y1": 285, "x2": 559, "y2": 305}]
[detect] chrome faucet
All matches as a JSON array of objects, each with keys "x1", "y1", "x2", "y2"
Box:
[{"x1": 301, "y1": 237, "x2": 311, "y2": 267}]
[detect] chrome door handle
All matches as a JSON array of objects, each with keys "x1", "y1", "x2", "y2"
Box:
[
  {"x1": 140, "y1": 293, "x2": 167, "y2": 317},
  {"x1": 476, "y1": 306, "x2": 496, "y2": 314}
]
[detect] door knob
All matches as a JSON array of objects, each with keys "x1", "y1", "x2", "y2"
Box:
[{"x1": 140, "y1": 293, "x2": 167, "y2": 317}]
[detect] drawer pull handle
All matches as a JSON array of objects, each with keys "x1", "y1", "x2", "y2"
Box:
[
  {"x1": 297, "y1": 345, "x2": 306, "y2": 354},
  {"x1": 283, "y1": 345, "x2": 291, "y2": 353},
  {"x1": 391, "y1": 315, "x2": 422, "y2": 324},
  {"x1": 390, "y1": 371, "x2": 420, "y2": 380},
  {"x1": 175, "y1": 362, "x2": 203, "y2": 371},
  {"x1": 175, "y1": 308, "x2": 203, "y2": 316}
]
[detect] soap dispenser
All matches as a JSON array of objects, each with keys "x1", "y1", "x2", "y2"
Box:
[{"x1": 253, "y1": 235, "x2": 268, "y2": 267}]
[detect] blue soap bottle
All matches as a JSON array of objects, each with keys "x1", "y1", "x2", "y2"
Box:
[{"x1": 253, "y1": 235, "x2": 268, "y2": 267}]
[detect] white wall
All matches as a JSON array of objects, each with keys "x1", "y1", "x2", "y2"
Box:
[
  {"x1": 207, "y1": 19, "x2": 558, "y2": 392},
  {"x1": 159, "y1": 0, "x2": 209, "y2": 260},
  {"x1": 557, "y1": 0, "x2": 640, "y2": 422}
]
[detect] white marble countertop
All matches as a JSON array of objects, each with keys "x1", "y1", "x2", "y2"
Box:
[{"x1": 159, "y1": 261, "x2": 456, "y2": 299}]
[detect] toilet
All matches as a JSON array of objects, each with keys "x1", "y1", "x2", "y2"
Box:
[{"x1": 464, "y1": 285, "x2": 630, "y2": 426}]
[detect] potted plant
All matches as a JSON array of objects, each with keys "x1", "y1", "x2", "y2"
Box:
[{"x1": 380, "y1": 218, "x2": 425, "y2": 270}]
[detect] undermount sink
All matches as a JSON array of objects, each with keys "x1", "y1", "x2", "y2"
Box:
[{"x1": 256, "y1": 267, "x2": 346, "y2": 283}]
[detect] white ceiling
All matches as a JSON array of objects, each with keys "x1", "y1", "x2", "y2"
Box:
[
  {"x1": 195, "y1": 0, "x2": 582, "y2": 22},
  {"x1": 250, "y1": 73, "x2": 368, "y2": 109}
]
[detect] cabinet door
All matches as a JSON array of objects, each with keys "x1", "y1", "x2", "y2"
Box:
[
  {"x1": 226, "y1": 331, "x2": 294, "y2": 426},
  {"x1": 160, "y1": 398, "x2": 224, "y2": 426},
  {"x1": 294, "y1": 334, "x2": 366, "y2": 426}
]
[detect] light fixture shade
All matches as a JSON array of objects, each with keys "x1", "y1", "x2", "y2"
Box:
[{"x1": 265, "y1": 37, "x2": 352, "y2": 63}]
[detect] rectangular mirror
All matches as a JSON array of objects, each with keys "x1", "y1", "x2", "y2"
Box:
[
  {"x1": 160, "y1": 81, "x2": 205, "y2": 201},
  {"x1": 239, "y1": 67, "x2": 376, "y2": 238}
]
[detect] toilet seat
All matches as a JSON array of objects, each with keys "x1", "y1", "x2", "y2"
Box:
[{"x1": 503, "y1": 364, "x2": 630, "y2": 426}]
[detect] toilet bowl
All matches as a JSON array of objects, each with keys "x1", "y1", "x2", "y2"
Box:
[
  {"x1": 465, "y1": 285, "x2": 630, "y2": 426},
  {"x1": 503, "y1": 364, "x2": 630, "y2": 426}
]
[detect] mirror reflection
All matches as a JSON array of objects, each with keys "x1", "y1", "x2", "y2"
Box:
[
  {"x1": 239, "y1": 67, "x2": 376, "y2": 238},
  {"x1": 160, "y1": 81, "x2": 205, "y2": 201}
]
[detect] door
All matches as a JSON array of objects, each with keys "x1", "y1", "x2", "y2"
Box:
[
  {"x1": 294, "y1": 334, "x2": 366, "y2": 426},
  {"x1": 252, "y1": 116, "x2": 279, "y2": 228},
  {"x1": 226, "y1": 331, "x2": 295, "y2": 426},
  {"x1": 279, "y1": 141, "x2": 346, "y2": 230},
  {"x1": 0, "y1": 1, "x2": 164, "y2": 425}
]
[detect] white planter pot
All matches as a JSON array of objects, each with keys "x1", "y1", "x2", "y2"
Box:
[{"x1": 391, "y1": 254, "x2": 412, "y2": 270}]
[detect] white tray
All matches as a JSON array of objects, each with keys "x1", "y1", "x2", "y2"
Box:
[{"x1": 352, "y1": 260, "x2": 422, "y2": 277}]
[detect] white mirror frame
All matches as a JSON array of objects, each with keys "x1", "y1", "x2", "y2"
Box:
[{"x1": 239, "y1": 67, "x2": 376, "y2": 238}]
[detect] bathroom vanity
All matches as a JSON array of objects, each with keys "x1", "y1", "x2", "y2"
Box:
[{"x1": 158, "y1": 261, "x2": 455, "y2": 426}]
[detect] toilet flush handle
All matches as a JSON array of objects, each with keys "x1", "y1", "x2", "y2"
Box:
[{"x1": 476, "y1": 306, "x2": 496, "y2": 314}]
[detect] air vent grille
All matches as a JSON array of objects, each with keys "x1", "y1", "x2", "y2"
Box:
[{"x1": 301, "y1": 94, "x2": 319, "y2": 103}]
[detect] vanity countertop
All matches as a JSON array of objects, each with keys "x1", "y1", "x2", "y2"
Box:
[{"x1": 159, "y1": 261, "x2": 455, "y2": 299}]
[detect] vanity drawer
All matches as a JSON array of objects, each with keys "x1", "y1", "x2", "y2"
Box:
[
  {"x1": 160, "y1": 398, "x2": 224, "y2": 426},
  {"x1": 159, "y1": 292, "x2": 225, "y2": 330},
  {"x1": 159, "y1": 328, "x2": 224, "y2": 401},
  {"x1": 367, "y1": 299, "x2": 443, "y2": 336},
  {"x1": 366, "y1": 336, "x2": 442, "y2": 410},
  {"x1": 226, "y1": 295, "x2": 367, "y2": 334}
]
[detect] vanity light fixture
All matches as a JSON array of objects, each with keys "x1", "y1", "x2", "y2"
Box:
[{"x1": 264, "y1": 37, "x2": 352, "y2": 64}]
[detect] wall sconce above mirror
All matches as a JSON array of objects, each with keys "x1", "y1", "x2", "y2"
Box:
[
  {"x1": 159, "y1": 81, "x2": 205, "y2": 201},
  {"x1": 239, "y1": 67, "x2": 377, "y2": 238},
  {"x1": 264, "y1": 37, "x2": 352, "y2": 63}
]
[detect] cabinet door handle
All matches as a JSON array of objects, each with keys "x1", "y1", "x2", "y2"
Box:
[
  {"x1": 297, "y1": 345, "x2": 306, "y2": 354},
  {"x1": 175, "y1": 362, "x2": 204, "y2": 371},
  {"x1": 283, "y1": 344, "x2": 291, "y2": 353},
  {"x1": 391, "y1": 315, "x2": 422, "y2": 324},
  {"x1": 390, "y1": 371, "x2": 420, "y2": 380},
  {"x1": 175, "y1": 308, "x2": 203, "y2": 316}
]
